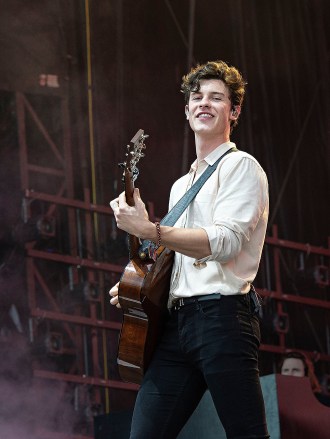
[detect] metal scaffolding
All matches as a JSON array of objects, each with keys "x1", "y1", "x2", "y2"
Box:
[{"x1": 0, "y1": 1, "x2": 328, "y2": 437}]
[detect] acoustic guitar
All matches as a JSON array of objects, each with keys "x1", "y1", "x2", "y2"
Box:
[{"x1": 117, "y1": 129, "x2": 174, "y2": 384}]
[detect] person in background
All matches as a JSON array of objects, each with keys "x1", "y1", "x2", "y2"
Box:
[
  {"x1": 280, "y1": 351, "x2": 330, "y2": 406},
  {"x1": 280, "y1": 351, "x2": 321, "y2": 392}
]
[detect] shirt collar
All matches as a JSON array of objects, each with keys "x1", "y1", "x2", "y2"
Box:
[{"x1": 189, "y1": 141, "x2": 236, "y2": 173}]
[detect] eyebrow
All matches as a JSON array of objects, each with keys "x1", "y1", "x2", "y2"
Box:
[{"x1": 190, "y1": 91, "x2": 227, "y2": 97}]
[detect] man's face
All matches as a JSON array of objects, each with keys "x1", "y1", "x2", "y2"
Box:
[
  {"x1": 186, "y1": 79, "x2": 239, "y2": 140},
  {"x1": 281, "y1": 358, "x2": 305, "y2": 377}
]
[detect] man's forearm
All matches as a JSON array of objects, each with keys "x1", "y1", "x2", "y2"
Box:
[
  {"x1": 142, "y1": 222, "x2": 211, "y2": 260},
  {"x1": 110, "y1": 189, "x2": 211, "y2": 260}
]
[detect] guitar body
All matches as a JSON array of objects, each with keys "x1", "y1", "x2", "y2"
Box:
[{"x1": 118, "y1": 247, "x2": 174, "y2": 384}]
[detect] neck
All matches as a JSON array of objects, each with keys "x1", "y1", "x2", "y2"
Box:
[{"x1": 195, "y1": 133, "x2": 230, "y2": 161}]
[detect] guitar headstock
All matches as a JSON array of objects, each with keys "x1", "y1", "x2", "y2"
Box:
[
  {"x1": 118, "y1": 129, "x2": 148, "y2": 255},
  {"x1": 119, "y1": 129, "x2": 148, "y2": 183}
]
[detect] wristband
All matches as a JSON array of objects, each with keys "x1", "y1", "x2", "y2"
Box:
[{"x1": 155, "y1": 221, "x2": 161, "y2": 248}]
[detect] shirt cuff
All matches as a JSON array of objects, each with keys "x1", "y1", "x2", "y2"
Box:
[{"x1": 194, "y1": 225, "x2": 222, "y2": 264}]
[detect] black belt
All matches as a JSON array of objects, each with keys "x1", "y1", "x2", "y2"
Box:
[{"x1": 171, "y1": 292, "x2": 246, "y2": 311}]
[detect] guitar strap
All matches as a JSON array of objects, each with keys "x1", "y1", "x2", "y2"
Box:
[{"x1": 139, "y1": 146, "x2": 237, "y2": 259}]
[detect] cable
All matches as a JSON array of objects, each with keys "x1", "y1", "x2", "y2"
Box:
[{"x1": 84, "y1": 0, "x2": 110, "y2": 413}]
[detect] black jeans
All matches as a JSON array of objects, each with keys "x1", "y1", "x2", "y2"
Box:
[{"x1": 130, "y1": 293, "x2": 269, "y2": 439}]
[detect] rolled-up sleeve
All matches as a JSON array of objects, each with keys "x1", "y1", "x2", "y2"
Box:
[{"x1": 196, "y1": 157, "x2": 269, "y2": 264}]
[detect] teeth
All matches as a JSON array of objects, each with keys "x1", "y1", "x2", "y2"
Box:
[{"x1": 198, "y1": 113, "x2": 212, "y2": 118}]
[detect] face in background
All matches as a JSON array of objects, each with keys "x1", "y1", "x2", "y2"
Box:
[{"x1": 281, "y1": 358, "x2": 306, "y2": 377}]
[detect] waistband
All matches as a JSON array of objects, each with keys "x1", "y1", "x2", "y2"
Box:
[{"x1": 171, "y1": 292, "x2": 250, "y2": 311}]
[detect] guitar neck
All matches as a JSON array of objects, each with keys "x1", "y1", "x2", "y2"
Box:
[
  {"x1": 124, "y1": 171, "x2": 140, "y2": 258},
  {"x1": 119, "y1": 129, "x2": 148, "y2": 260}
]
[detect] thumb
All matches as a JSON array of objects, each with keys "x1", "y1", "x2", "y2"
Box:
[
  {"x1": 133, "y1": 188, "x2": 148, "y2": 216},
  {"x1": 133, "y1": 188, "x2": 142, "y2": 203}
]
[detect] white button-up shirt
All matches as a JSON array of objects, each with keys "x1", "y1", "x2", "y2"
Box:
[{"x1": 168, "y1": 142, "x2": 269, "y2": 305}]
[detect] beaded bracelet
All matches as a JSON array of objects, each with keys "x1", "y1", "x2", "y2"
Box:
[{"x1": 155, "y1": 221, "x2": 161, "y2": 248}]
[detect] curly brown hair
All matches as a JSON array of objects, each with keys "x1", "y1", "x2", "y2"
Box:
[{"x1": 181, "y1": 60, "x2": 247, "y2": 129}]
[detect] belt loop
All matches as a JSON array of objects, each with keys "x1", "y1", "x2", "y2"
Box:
[{"x1": 250, "y1": 285, "x2": 262, "y2": 316}]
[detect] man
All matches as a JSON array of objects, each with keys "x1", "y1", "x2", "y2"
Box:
[
  {"x1": 280, "y1": 351, "x2": 322, "y2": 393},
  {"x1": 110, "y1": 60, "x2": 269, "y2": 438}
]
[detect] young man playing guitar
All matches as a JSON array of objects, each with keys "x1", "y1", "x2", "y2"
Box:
[{"x1": 109, "y1": 60, "x2": 269, "y2": 439}]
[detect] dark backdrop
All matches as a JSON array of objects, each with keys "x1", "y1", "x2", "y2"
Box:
[{"x1": 0, "y1": 0, "x2": 329, "y2": 245}]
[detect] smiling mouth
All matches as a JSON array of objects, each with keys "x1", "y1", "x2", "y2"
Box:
[{"x1": 197, "y1": 113, "x2": 213, "y2": 118}]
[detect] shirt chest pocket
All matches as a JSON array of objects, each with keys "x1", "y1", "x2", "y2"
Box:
[{"x1": 191, "y1": 192, "x2": 216, "y2": 226}]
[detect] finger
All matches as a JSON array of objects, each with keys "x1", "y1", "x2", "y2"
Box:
[
  {"x1": 109, "y1": 282, "x2": 119, "y2": 297},
  {"x1": 133, "y1": 188, "x2": 149, "y2": 220},
  {"x1": 110, "y1": 296, "x2": 119, "y2": 305},
  {"x1": 110, "y1": 296, "x2": 121, "y2": 308},
  {"x1": 118, "y1": 191, "x2": 128, "y2": 207},
  {"x1": 109, "y1": 282, "x2": 121, "y2": 308},
  {"x1": 133, "y1": 188, "x2": 141, "y2": 202},
  {"x1": 110, "y1": 297, "x2": 121, "y2": 309},
  {"x1": 133, "y1": 188, "x2": 145, "y2": 209},
  {"x1": 109, "y1": 198, "x2": 119, "y2": 212}
]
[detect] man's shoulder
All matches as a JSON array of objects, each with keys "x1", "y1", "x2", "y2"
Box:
[
  {"x1": 223, "y1": 149, "x2": 265, "y2": 172},
  {"x1": 230, "y1": 148, "x2": 258, "y2": 161}
]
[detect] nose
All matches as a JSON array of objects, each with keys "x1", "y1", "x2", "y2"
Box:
[{"x1": 199, "y1": 95, "x2": 210, "y2": 107}]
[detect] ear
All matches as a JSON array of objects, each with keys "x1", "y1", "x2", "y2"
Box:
[
  {"x1": 185, "y1": 105, "x2": 189, "y2": 119},
  {"x1": 230, "y1": 105, "x2": 241, "y2": 120}
]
